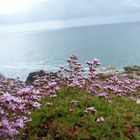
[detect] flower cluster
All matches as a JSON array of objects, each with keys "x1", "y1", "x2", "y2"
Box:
[
  {"x1": 33, "y1": 55, "x2": 140, "y2": 100},
  {"x1": 96, "y1": 117, "x2": 104, "y2": 123},
  {"x1": 84, "y1": 106, "x2": 97, "y2": 114},
  {"x1": 0, "y1": 77, "x2": 25, "y2": 96},
  {"x1": 0, "y1": 86, "x2": 41, "y2": 138},
  {"x1": 104, "y1": 76, "x2": 140, "y2": 97}
]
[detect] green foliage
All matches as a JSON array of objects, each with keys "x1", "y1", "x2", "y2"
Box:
[{"x1": 26, "y1": 88, "x2": 140, "y2": 139}]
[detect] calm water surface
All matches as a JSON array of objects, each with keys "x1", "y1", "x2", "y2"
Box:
[{"x1": 0, "y1": 22, "x2": 140, "y2": 80}]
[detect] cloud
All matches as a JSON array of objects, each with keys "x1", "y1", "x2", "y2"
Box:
[
  {"x1": 25, "y1": 0, "x2": 140, "y2": 20},
  {"x1": 1, "y1": 0, "x2": 140, "y2": 25}
]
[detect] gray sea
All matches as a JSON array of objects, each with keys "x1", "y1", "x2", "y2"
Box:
[{"x1": 0, "y1": 22, "x2": 140, "y2": 80}]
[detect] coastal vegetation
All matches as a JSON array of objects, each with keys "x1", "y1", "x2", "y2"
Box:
[{"x1": 0, "y1": 55, "x2": 140, "y2": 139}]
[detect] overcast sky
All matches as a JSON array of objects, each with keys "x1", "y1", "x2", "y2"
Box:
[{"x1": 0, "y1": 0, "x2": 140, "y2": 31}]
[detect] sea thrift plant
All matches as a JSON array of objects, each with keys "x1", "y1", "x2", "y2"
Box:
[
  {"x1": 1, "y1": 55, "x2": 140, "y2": 139},
  {"x1": 0, "y1": 77, "x2": 25, "y2": 96},
  {"x1": 84, "y1": 106, "x2": 97, "y2": 114},
  {"x1": 96, "y1": 117, "x2": 104, "y2": 123},
  {"x1": 0, "y1": 86, "x2": 41, "y2": 138},
  {"x1": 29, "y1": 87, "x2": 140, "y2": 139},
  {"x1": 33, "y1": 55, "x2": 140, "y2": 99}
]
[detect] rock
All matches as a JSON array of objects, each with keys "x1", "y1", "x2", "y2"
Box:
[
  {"x1": 124, "y1": 66, "x2": 140, "y2": 74},
  {"x1": 123, "y1": 65, "x2": 140, "y2": 79},
  {"x1": 119, "y1": 73, "x2": 128, "y2": 78},
  {"x1": 99, "y1": 65, "x2": 140, "y2": 80},
  {"x1": 0, "y1": 73, "x2": 4, "y2": 77},
  {"x1": 100, "y1": 66, "x2": 124, "y2": 78},
  {"x1": 25, "y1": 70, "x2": 45, "y2": 85},
  {"x1": 126, "y1": 73, "x2": 140, "y2": 79}
]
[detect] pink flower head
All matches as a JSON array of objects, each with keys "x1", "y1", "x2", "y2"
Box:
[
  {"x1": 32, "y1": 102, "x2": 41, "y2": 108},
  {"x1": 69, "y1": 108, "x2": 74, "y2": 112},
  {"x1": 97, "y1": 93, "x2": 108, "y2": 98},
  {"x1": 70, "y1": 54, "x2": 78, "y2": 60},
  {"x1": 0, "y1": 109, "x2": 4, "y2": 115},
  {"x1": 50, "y1": 94, "x2": 57, "y2": 98},
  {"x1": 86, "y1": 58, "x2": 101, "y2": 66},
  {"x1": 15, "y1": 119, "x2": 24, "y2": 128},
  {"x1": 70, "y1": 80, "x2": 80, "y2": 87},
  {"x1": 48, "y1": 82, "x2": 57, "y2": 87},
  {"x1": 84, "y1": 107, "x2": 97, "y2": 113},
  {"x1": 136, "y1": 99, "x2": 140, "y2": 104},
  {"x1": 96, "y1": 117, "x2": 104, "y2": 123},
  {"x1": 59, "y1": 65, "x2": 64, "y2": 70},
  {"x1": 93, "y1": 58, "x2": 101, "y2": 66},
  {"x1": 1, "y1": 118, "x2": 9, "y2": 127},
  {"x1": 46, "y1": 102, "x2": 53, "y2": 106},
  {"x1": 70, "y1": 99, "x2": 78, "y2": 106}
]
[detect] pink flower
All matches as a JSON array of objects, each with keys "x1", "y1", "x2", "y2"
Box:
[
  {"x1": 93, "y1": 58, "x2": 101, "y2": 66},
  {"x1": 96, "y1": 117, "x2": 104, "y2": 123},
  {"x1": 59, "y1": 65, "x2": 64, "y2": 70},
  {"x1": 70, "y1": 100, "x2": 78, "y2": 106},
  {"x1": 69, "y1": 108, "x2": 74, "y2": 112},
  {"x1": 70, "y1": 80, "x2": 80, "y2": 87},
  {"x1": 7, "y1": 128, "x2": 19, "y2": 137},
  {"x1": 1, "y1": 118, "x2": 9, "y2": 127},
  {"x1": 15, "y1": 119, "x2": 24, "y2": 128},
  {"x1": 32, "y1": 102, "x2": 41, "y2": 108},
  {"x1": 86, "y1": 58, "x2": 101, "y2": 66},
  {"x1": 46, "y1": 102, "x2": 53, "y2": 106},
  {"x1": 48, "y1": 82, "x2": 57, "y2": 87},
  {"x1": 70, "y1": 54, "x2": 78, "y2": 60},
  {"x1": 0, "y1": 109, "x2": 4, "y2": 115},
  {"x1": 136, "y1": 99, "x2": 140, "y2": 104},
  {"x1": 84, "y1": 107, "x2": 97, "y2": 113},
  {"x1": 50, "y1": 94, "x2": 57, "y2": 98},
  {"x1": 97, "y1": 93, "x2": 108, "y2": 98}
]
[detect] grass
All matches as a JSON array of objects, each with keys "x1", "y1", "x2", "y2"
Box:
[{"x1": 24, "y1": 87, "x2": 140, "y2": 140}]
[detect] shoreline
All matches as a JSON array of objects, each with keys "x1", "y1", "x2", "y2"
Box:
[
  {"x1": 0, "y1": 65, "x2": 140, "y2": 97},
  {"x1": 1, "y1": 65, "x2": 140, "y2": 83}
]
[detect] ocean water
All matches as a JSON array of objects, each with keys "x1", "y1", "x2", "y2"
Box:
[{"x1": 0, "y1": 22, "x2": 140, "y2": 80}]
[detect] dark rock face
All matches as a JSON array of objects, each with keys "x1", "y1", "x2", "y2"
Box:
[
  {"x1": 0, "y1": 73, "x2": 4, "y2": 77},
  {"x1": 25, "y1": 70, "x2": 45, "y2": 85}
]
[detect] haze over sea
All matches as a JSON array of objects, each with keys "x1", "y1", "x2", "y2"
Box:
[{"x1": 0, "y1": 22, "x2": 140, "y2": 80}]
